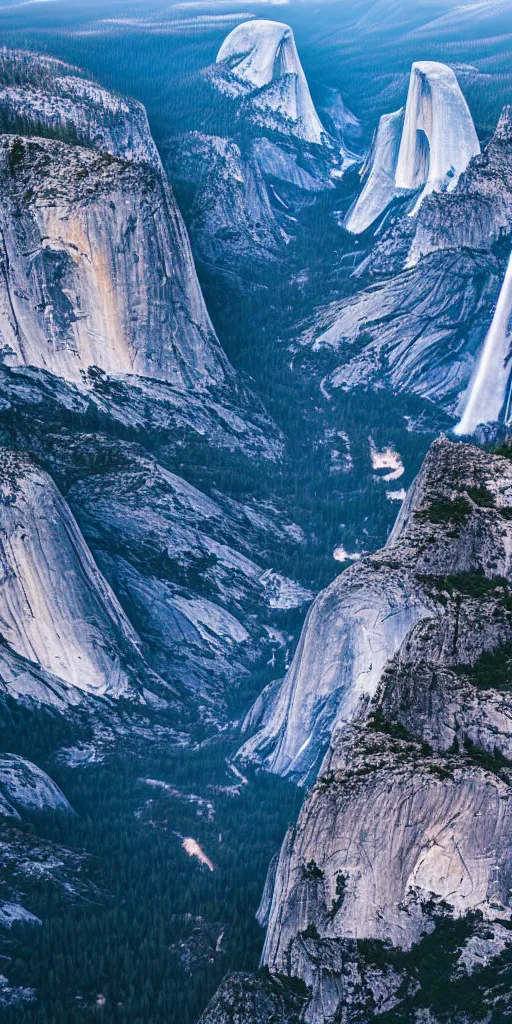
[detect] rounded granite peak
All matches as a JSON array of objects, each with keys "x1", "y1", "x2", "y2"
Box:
[
  {"x1": 215, "y1": 19, "x2": 325, "y2": 144},
  {"x1": 346, "y1": 58, "x2": 480, "y2": 233}
]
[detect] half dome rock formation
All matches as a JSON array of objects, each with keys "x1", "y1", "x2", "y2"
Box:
[
  {"x1": 214, "y1": 20, "x2": 326, "y2": 144},
  {"x1": 407, "y1": 104, "x2": 512, "y2": 265},
  {"x1": 346, "y1": 60, "x2": 480, "y2": 234},
  {"x1": 395, "y1": 61, "x2": 480, "y2": 210},
  {"x1": 239, "y1": 436, "x2": 512, "y2": 784},
  {"x1": 0, "y1": 136, "x2": 229, "y2": 387},
  {"x1": 0, "y1": 449, "x2": 144, "y2": 699},
  {"x1": 455, "y1": 249, "x2": 512, "y2": 436}
]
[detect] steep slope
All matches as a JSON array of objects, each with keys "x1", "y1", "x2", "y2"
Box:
[
  {"x1": 226, "y1": 439, "x2": 512, "y2": 1023},
  {"x1": 0, "y1": 135, "x2": 229, "y2": 387},
  {"x1": 299, "y1": 106, "x2": 512, "y2": 418},
  {"x1": 0, "y1": 448, "x2": 148, "y2": 699},
  {"x1": 239, "y1": 437, "x2": 512, "y2": 783},
  {"x1": 213, "y1": 20, "x2": 326, "y2": 145},
  {"x1": 346, "y1": 60, "x2": 480, "y2": 233}
]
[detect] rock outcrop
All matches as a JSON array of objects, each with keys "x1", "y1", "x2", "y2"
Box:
[
  {"x1": 346, "y1": 61, "x2": 479, "y2": 234},
  {"x1": 214, "y1": 20, "x2": 326, "y2": 145},
  {"x1": 300, "y1": 247, "x2": 500, "y2": 412},
  {"x1": 198, "y1": 971, "x2": 307, "y2": 1024},
  {"x1": 345, "y1": 107, "x2": 404, "y2": 234},
  {"x1": 0, "y1": 135, "x2": 229, "y2": 386},
  {"x1": 0, "y1": 449, "x2": 144, "y2": 699},
  {"x1": 0, "y1": 755, "x2": 72, "y2": 817},
  {"x1": 0, "y1": 49, "x2": 161, "y2": 169},
  {"x1": 240, "y1": 437, "x2": 512, "y2": 782},
  {"x1": 245, "y1": 438, "x2": 512, "y2": 1021}
]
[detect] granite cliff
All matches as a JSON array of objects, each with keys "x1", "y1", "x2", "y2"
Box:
[{"x1": 204, "y1": 437, "x2": 512, "y2": 1022}]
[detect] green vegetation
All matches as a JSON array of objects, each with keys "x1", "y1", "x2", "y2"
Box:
[
  {"x1": 414, "y1": 496, "x2": 472, "y2": 526},
  {"x1": 0, "y1": 714, "x2": 304, "y2": 1024},
  {"x1": 417, "y1": 571, "x2": 512, "y2": 603},
  {"x1": 466, "y1": 484, "x2": 495, "y2": 508},
  {"x1": 329, "y1": 873, "x2": 346, "y2": 919},
  {"x1": 463, "y1": 738, "x2": 512, "y2": 776},
  {"x1": 367, "y1": 710, "x2": 414, "y2": 742},
  {"x1": 360, "y1": 912, "x2": 512, "y2": 1022},
  {"x1": 460, "y1": 642, "x2": 512, "y2": 691}
]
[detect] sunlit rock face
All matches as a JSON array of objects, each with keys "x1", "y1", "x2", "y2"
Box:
[
  {"x1": 346, "y1": 60, "x2": 479, "y2": 233},
  {"x1": 239, "y1": 437, "x2": 512, "y2": 784},
  {"x1": 0, "y1": 136, "x2": 230, "y2": 387},
  {"x1": 215, "y1": 20, "x2": 326, "y2": 144},
  {"x1": 0, "y1": 449, "x2": 143, "y2": 698}
]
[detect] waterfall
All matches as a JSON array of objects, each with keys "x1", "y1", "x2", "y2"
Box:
[{"x1": 454, "y1": 250, "x2": 512, "y2": 436}]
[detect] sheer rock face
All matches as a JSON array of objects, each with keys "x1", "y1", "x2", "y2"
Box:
[
  {"x1": 0, "y1": 136, "x2": 229, "y2": 387},
  {"x1": 238, "y1": 561, "x2": 431, "y2": 784},
  {"x1": 252, "y1": 440, "x2": 512, "y2": 1021},
  {"x1": 0, "y1": 755, "x2": 72, "y2": 817},
  {"x1": 262, "y1": 735, "x2": 512, "y2": 1019},
  {"x1": 239, "y1": 437, "x2": 512, "y2": 783},
  {"x1": 345, "y1": 108, "x2": 404, "y2": 234},
  {"x1": 214, "y1": 20, "x2": 325, "y2": 145},
  {"x1": 395, "y1": 62, "x2": 480, "y2": 209},
  {"x1": 408, "y1": 105, "x2": 512, "y2": 265},
  {"x1": 346, "y1": 61, "x2": 479, "y2": 235},
  {"x1": 0, "y1": 449, "x2": 143, "y2": 698}
]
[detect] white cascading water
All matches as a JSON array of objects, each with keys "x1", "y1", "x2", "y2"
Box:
[{"x1": 454, "y1": 251, "x2": 512, "y2": 436}]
